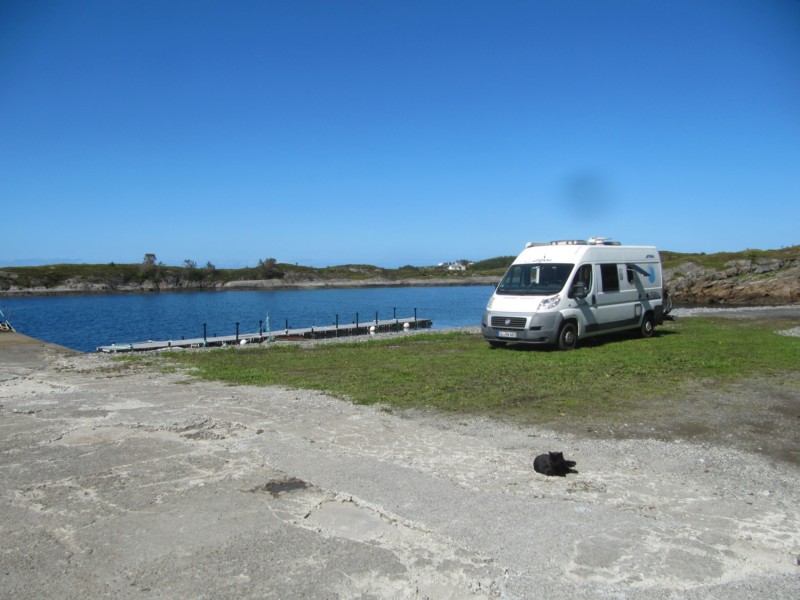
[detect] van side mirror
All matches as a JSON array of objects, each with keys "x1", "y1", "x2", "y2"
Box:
[{"x1": 570, "y1": 283, "x2": 588, "y2": 299}]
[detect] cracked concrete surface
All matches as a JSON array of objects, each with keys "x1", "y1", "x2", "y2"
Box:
[{"x1": 1, "y1": 331, "x2": 799, "y2": 598}]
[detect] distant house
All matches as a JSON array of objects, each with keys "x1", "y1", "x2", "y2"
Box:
[{"x1": 439, "y1": 260, "x2": 473, "y2": 271}]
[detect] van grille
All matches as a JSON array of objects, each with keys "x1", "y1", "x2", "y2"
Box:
[{"x1": 491, "y1": 316, "x2": 527, "y2": 329}]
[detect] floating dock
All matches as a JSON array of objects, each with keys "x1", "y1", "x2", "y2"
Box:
[{"x1": 96, "y1": 317, "x2": 432, "y2": 353}]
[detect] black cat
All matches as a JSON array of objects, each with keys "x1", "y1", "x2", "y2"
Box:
[{"x1": 533, "y1": 451, "x2": 578, "y2": 476}]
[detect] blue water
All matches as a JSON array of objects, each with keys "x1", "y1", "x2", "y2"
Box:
[{"x1": 1, "y1": 286, "x2": 494, "y2": 353}]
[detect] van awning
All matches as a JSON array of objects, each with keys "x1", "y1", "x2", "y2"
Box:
[{"x1": 626, "y1": 263, "x2": 650, "y2": 276}]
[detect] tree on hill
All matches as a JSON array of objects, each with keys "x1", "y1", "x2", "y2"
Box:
[
  {"x1": 469, "y1": 256, "x2": 515, "y2": 271},
  {"x1": 138, "y1": 254, "x2": 165, "y2": 283},
  {"x1": 183, "y1": 259, "x2": 202, "y2": 282},
  {"x1": 257, "y1": 258, "x2": 280, "y2": 279}
]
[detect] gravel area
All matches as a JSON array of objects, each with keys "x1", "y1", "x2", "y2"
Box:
[
  {"x1": 1, "y1": 306, "x2": 799, "y2": 599},
  {"x1": 671, "y1": 305, "x2": 800, "y2": 338}
]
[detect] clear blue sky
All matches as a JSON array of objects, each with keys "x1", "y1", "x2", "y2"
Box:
[{"x1": 2, "y1": 0, "x2": 799, "y2": 268}]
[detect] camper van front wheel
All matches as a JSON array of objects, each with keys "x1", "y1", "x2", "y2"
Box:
[
  {"x1": 640, "y1": 314, "x2": 655, "y2": 338},
  {"x1": 558, "y1": 322, "x2": 578, "y2": 350}
]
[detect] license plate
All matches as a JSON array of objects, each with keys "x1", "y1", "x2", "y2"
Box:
[{"x1": 498, "y1": 330, "x2": 518, "y2": 339}]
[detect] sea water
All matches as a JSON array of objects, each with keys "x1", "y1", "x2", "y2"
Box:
[{"x1": 1, "y1": 286, "x2": 495, "y2": 352}]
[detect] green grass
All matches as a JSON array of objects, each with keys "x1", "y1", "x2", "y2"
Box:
[{"x1": 160, "y1": 317, "x2": 800, "y2": 422}]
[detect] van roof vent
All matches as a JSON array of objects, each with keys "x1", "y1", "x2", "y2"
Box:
[
  {"x1": 548, "y1": 239, "x2": 587, "y2": 246},
  {"x1": 528, "y1": 237, "x2": 624, "y2": 248},
  {"x1": 587, "y1": 236, "x2": 621, "y2": 246}
]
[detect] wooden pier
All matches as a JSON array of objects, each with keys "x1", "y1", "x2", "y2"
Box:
[{"x1": 96, "y1": 317, "x2": 432, "y2": 353}]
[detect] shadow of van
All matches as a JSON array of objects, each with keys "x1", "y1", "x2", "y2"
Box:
[{"x1": 494, "y1": 327, "x2": 679, "y2": 351}]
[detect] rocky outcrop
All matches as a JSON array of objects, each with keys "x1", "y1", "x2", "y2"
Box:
[
  {"x1": 665, "y1": 258, "x2": 799, "y2": 305},
  {"x1": 0, "y1": 279, "x2": 220, "y2": 296},
  {"x1": 2, "y1": 259, "x2": 797, "y2": 305},
  {"x1": 0, "y1": 276, "x2": 500, "y2": 296},
  {"x1": 220, "y1": 276, "x2": 498, "y2": 291}
]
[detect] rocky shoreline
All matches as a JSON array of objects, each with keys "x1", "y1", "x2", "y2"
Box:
[
  {"x1": 0, "y1": 275, "x2": 499, "y2": 297},
  {"x1": 2, "y1": 255, "x2": 798, "y2": 305},
  {"x1": 665, "y1": 256, "x2": 799, "y2": 305}
]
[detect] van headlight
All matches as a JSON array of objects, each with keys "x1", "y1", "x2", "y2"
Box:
[
  {"x1": 539, "y1": 294, "x2": 560, "y2": 311},
  {"x1": 486, "y1": 297, "x2": 494, "y2": 310}
]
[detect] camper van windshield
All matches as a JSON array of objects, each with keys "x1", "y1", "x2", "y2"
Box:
[{"x1": 496, "y1": 263, "x2": 574, "y2": 295}]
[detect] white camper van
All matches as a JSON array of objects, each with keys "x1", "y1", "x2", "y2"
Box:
[{"x1": 482, "y1": 237, "x2": 665, "y2": 350}]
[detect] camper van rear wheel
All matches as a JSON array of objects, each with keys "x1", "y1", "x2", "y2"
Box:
[
  {"x1": 558, "y1": 322, "x2": 578, "y2": 350},
  {"x1": 640, "y1": 314, "x2": 655, "y2": 338}
]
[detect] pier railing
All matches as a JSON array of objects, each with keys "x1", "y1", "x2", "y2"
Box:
[{"x1": 96, "y1": 314, "x2": 431, "y2": 353}]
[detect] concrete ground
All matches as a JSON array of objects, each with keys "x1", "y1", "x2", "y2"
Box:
[{"x1": 1, "y1": 329, "x2": 799, "y2": 599}]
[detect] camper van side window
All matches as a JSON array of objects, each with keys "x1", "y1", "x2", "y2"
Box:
[
  {"x1": 599, "y1": 263, "x2": 620, "y2": 293},
  {"x1": 568, "y1": 264, "x2": 593, "y2": 298}
]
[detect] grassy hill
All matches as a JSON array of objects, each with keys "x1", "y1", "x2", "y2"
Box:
[
  {"x1": 660, "y1": 246, "x2": 798, "y2": 271},
  {"x1": 1, "y1": 246, "x2": 798, "y2": 295},
  {"x1": 0, "y1": 259, "x2": 501, "y2": 291}
]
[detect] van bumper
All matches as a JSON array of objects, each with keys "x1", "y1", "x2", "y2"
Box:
[{"x1": 481, "y1": 311, "x2": 562, "y2": 345}]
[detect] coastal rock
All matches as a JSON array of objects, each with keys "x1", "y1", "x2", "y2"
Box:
[
  {"x1": 665, "y1": 259, "x2": 799, "y2": 305},
  {"x1": 2, "y1": 253, "x2": 797, "y2": 305}
]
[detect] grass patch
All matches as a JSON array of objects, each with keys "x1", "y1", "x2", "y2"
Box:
[{"x1": 161, "y1": 317, "x2": 799, "y2": 423}]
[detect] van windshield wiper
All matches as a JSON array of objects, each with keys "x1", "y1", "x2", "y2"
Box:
[{"x1": 496, "y1": 287, "x2": 553, "y2": 296}]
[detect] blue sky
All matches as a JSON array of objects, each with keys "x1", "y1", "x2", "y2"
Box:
[{"x1": 2, "y1": 0, "x2": 799, "y2": 268}]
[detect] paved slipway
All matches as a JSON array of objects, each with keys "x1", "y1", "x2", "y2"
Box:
[{"x1": 1, "y1": 312, "x2": 799, "y2": 599}]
